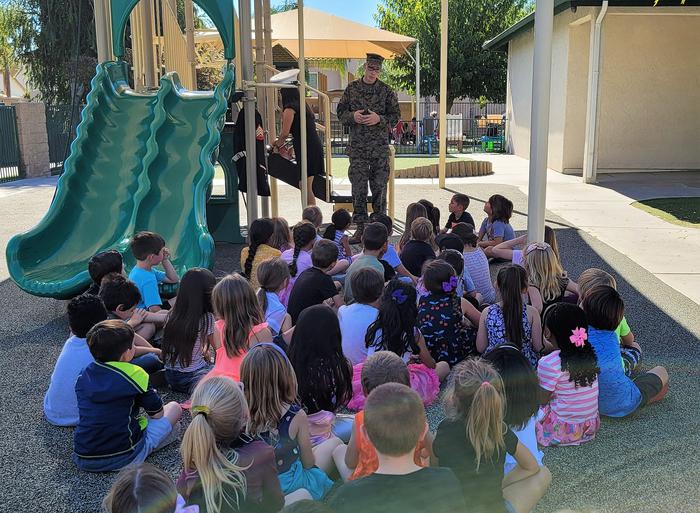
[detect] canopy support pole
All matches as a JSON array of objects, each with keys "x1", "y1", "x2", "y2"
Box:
[
  {"x1": 239, "y1": 0, "x2": 258, "y2": 223},
  {"x1": 438, "y1": 0, "x2": 448, "y2": 188},
  {"x1": 142, "y1": 0, "x2": 157, "y2": 87},
  {"x1": 263, "y1": 0, "x2": 278, "y2": 217},
  {"x1": 298, "y1": 1, "x2": 308, "y2": 210},
  {"x1": 415, "y1": 40, "x2": 421, "y2": 150},
  {"x1": 254, "y1": 0, "x2": 270, "y2": 216},
  {"x1": 526, "y1": 0, "x2": 554, "y2": 242}
]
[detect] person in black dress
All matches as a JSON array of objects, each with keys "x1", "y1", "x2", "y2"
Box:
[{"x1": 272, "y1": 86, "x2": 324, "y2": 206}]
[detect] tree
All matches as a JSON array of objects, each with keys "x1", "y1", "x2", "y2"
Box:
[
  {"x1": 271, "y1": 0, "x2": 297, "y2": 14},
  {"x1": 15, "y1": 0, "x2": 97, "y2": 105},
  {"x1": 0, "y1": 3, "x2": 31, "y2": 98},
  {"x1": 375, "y1": 0, "x2": 527, "y2": 111}
]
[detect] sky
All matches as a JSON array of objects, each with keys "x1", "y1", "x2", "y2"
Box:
[{"x1": 273, "y1": 0, "x2": 381, "y2": 27}]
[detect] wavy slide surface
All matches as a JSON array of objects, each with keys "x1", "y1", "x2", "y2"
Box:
[{"x1": 6, "y1": 61, "x2": 234, "y2": 298}]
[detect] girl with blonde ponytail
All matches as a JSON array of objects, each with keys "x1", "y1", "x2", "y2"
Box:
[
  {"x1": 177, "y1": 376, "x2": 284, "y2": 513},
  {"x1": 432, "y1": 358, "x2": 551, "y2": 513}
]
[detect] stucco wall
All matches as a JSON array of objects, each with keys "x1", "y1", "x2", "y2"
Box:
[
  {"x1": 505, "y1": 9, "x2": 579, "y2": 172},
  {"x1": 506, "y1": 8, "x2": 700, "y2": 173},
  {"x1": 596, "y1": 14, "x2": 700, "y2": 171}
]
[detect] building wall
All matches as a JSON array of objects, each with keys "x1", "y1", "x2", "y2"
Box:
[
  {"x1": 505, "y1": 9, "x2": 580, "y2": 172},
  {"x1": 595, "y1": 14, "x2": 700, "y2": 171},
  {"x1": 506, "y1": 7, "x2": 700, "y2": 173}
]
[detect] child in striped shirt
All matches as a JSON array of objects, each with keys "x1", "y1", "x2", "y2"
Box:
[{"x1": 537, "y1": 303, "x2": 600, "y2": 446}]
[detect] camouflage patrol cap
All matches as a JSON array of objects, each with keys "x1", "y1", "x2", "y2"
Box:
[{"x1": 366, "y1": 53, "x2": 384, "y2": 67}]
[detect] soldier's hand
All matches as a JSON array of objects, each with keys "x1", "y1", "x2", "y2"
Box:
[
  {"x1": 353, "y1": 110, "x2": 367, "y2": 124},
  {"x1": 364, "y1": 110, "x2": 381, "y2": 126}
]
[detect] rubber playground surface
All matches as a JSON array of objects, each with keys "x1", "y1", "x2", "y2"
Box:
[{"x1": 0, "y1": 184, "x2": 698, "y2": 513}]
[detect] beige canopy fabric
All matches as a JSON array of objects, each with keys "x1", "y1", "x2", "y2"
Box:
[
  {"x1": 194, "y1": 7, "x2": 416, "y2": 59},
  {"x1": 267, "y1": 7, "x2": 416, "y2": 59}
]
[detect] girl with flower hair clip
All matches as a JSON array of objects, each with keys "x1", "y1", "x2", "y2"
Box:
[
  {"x1": 418, "y1": 260, "x2": 478, "y2": 367},
  {"x1": 536, "y1": 303, "x2": 601, "y2": 446},
  {"x1": 349, "y1": 280, "x2": 450, "y2": 410}
]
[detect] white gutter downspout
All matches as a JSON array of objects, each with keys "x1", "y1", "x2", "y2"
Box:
[{"x1": 582, "y1": 1, "x2": 609, "y2": 184}]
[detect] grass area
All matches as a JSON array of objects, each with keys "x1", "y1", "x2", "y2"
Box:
[
  {"x1": 632, "y1": 197, "x2": 700, "y2": 228},
  {"x1": 214, "y1": 155, "x2": 473, "y2": 183}
]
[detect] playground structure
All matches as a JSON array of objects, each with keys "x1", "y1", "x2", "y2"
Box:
[{"x1": 6, "y1": 0, "x2": 559, "y2": 299}]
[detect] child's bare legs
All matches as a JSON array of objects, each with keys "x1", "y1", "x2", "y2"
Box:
[
  {"x1": 312, "y1": 435, "x2": 343, "y2": 475},
  {"x1": 327, "y1": 259, "x2": 350, "y2": 276},
  {"x1": 284, "y1": 489, "x2": 313, "y2": 506},
  {"x1": 436, "y1": 361, "x2": 451, "y2": 381},
  {"x1": 135, "y1": 322, "x2": 156, "y2": 341},
  {"x1": 503, "y1": 465, "x2": 552, "y2": 513},
  {"x1": 163, "y1": 401, "x2": 183, "y2": 426},
  {"x1": 332, "y1": 443, "x2": 353, "y2": 481}
]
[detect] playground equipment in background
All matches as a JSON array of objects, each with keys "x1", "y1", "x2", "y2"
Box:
[{"x1": 6, "y1": 0, "x2": 236, "y2": 299}]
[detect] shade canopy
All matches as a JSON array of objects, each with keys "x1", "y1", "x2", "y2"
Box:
[
  {"x1": 195, "y1": 6, "x2": 416, "y2": 60},
  {"x1": 269, "y1": 7, "x2": 416, "y2": 59}
]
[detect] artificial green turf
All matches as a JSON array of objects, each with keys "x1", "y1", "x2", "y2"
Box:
[{"x1": 632, "y1": 197, "x2": 700, "y2": 228}]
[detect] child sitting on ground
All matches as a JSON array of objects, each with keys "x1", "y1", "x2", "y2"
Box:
[
  {"x1": 257, "y1": 258, "x2": 292, "y2": 336},
  {"x1": 242, "y1": 344, "x2": 335, "y2": 500},
  {"x1": 322, "y1": 209, "x2": 353, "y2": 275},
  {"x1": 418, "y1": 259, "x2": 477, "y2": 366},
  {"x1": 353, "y1": 279, "x2": 448, "y2": 409},
  {"x1": 491, "y1": 225, "x2": 560, "y2": 267},
  {"x1": 418, "y1": 199, "x2": 441, "y2": 235},
  {"x1": 400, "y1": 217, "x2": 437, "y2": 277},
  {"x1": 442, "y1": 193, "x2": 475, "y2": 233},
  {"x1": 287, "y1": 240, "x2": 344, "y2": 324},
  {"x1": 330, "y1": 383, "x2": 466, "y2": 513},
  {"x1": 270, "y1": 216, "x2": 293, "y2": 253},
  {"x1": 289, "y1": 305, "x2": 353, "y2": 447},
  {"x1": 241, "y1": 218, "x2": 280, "y2": 290},
  {"x1": 337, "y1": 352, "x2": 428, "y2": 481},
  {"x1": 477, "y1": 265, "x2": 543, "y2": 368},
  {"x1": 455, "y1": 222, "x2": 497, "y2": 304},
  {"x1": 437, "y1": 247, "x2": 478, "y2": 304},
  {"x1": 103, "y1": 463, "x2": 194, "y2": 513},
  {"x1": 44, "y1": 295, "x2": 163, "y2": 427},
  {"x1": 484, "y1": 346, "x2": 545, "y2": 474},
  {"x1": 44, "y1": 295, "x2": 109, "y2": 427},
  {"x1": 178, "y1": 376, "x2": 285, "y2": 513},
  {"x1": 524, "y1": 242, "x2": 579, "y2": 314},
  {"x1": 354, "y1": 214, "x2": 415, "y2": 283},
  {"x1": 302, "y1": 205, "x2": 324, "y2": 242},
  {"x1": 73, "y1": 320, "x2": 182, "y2": 471},
  {"x1": 128, "y1": 231, "x2": 179, "y2": 312},
  {"x1": 582, "y1": 286, "x2": 669, "y2": 417},
  {"x1": 85, "y1": 249, "x2": 123, "y2": 295},
  {"x1": 343, "y1": 222, "x2": 387, "y2": 304},
  {"x1": 339, "y1": 268, "x2": 384, "y2": 365},
  {"x1": 537, "y1": 303, "x2": 600, "y2": 446},
  {"x1": 208, "y1": 274, "x2": 272, "y2": 382},
  {"x1": 433, "y1": 359, "x2": 551, "y2": 513},
  {"x1": 99, "y1": 272, "x2": 162, "y2": 345},
  {"x1": 397, "y1": 202, "x2": 428, "y2": 254},
  {"x1": 477, "y1": 194, "x2": 515, "y2": 258},
  {"x1": 578, "y1": 268, "x2": 639, "y2": 376},
  {"x1": 161, "y1": 268, "x2": 219, "y2": 394},
  {"x1": 280, "y1": 222, "x2": 317, "y2": 305}
]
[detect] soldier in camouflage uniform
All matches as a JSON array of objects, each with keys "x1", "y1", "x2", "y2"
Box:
[{"x1": 336, "y1": 53, "x2": 400, "y2": 243}]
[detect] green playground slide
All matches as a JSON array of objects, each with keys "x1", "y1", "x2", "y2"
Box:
[{"x1": 6, "y1": 61, "x2": 234, "y2": 299}]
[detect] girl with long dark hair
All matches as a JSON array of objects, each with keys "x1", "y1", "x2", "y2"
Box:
[
  {"x1": 537, "y1": 303, "x2": 600, "y2": 446},
  {"x1": 162, "y1": 268, "x2": 219, "y2": 393},
  {"x1": 288, "y1": 305, "x2": 353, "y2": 447},
  {"x1": 476, "y1": 265, "x2": 543, "y2": 367},
  {"x1": 272, "y1": 87, "x2": 325, "y2": 206}
]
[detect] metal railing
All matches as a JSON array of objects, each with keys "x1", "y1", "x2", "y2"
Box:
[
  {"x1": 45, "y1": 104, "x2": 81, "y2": 172},
  {"x1": 0, "y1": 105, "x2": 21, "y2": 182},
  {"x1": 328, "y1": 117, "x2": 507, "y2": 155}
]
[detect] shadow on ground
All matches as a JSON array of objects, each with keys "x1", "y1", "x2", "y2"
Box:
[{"x1": 0, "y1": 184, "x2": 698, "y2": 513}]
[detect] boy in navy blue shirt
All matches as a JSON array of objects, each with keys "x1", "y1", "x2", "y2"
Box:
[
  {"x1": 73, "y1": 320, "x2": 182, "y2": 472},
  {"x1": 128, "y1": 231, "x2": 179, "y2": 312},
  {"x1": 442, "y1": 193, "x2": 475, "y2": 233}
]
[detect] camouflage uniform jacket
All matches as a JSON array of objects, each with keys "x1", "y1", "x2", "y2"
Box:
[{"x1": 336, "y1": 78, "x2": 401, "y2": 158}]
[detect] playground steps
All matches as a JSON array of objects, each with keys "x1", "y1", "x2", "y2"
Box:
[{"x1": 395, "y1": 160, "x2": 493, "y2": 179}]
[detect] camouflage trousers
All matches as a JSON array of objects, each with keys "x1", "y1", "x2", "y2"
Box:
[{"x1": 348, "y1": 153, "x2": 389, "y2": 225}]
